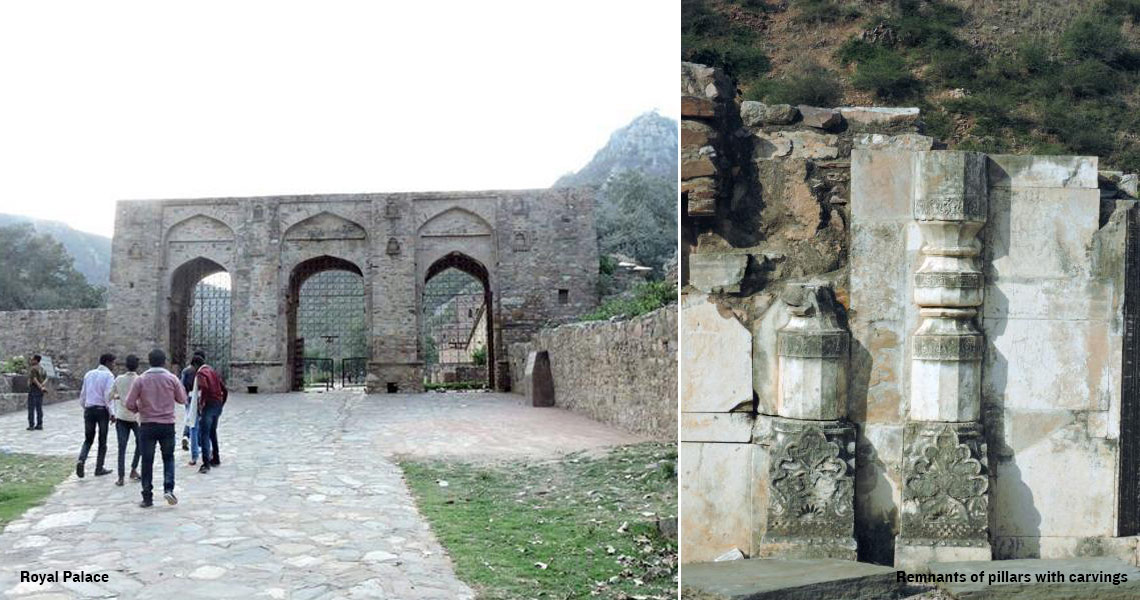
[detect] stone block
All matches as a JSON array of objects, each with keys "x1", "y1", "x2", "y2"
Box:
[
  {"x1": 983, "y1": 319, "x2": 1115, "y2": 412},
  {"x1": 681, "y1": 412, "x2": 755, "y2": 442},
  {"x1": 740, "y1": 101, "x2": 798, "y2": 127},
  {"x1": 682, "y1": 155, "x2": 717, "y2": 179},
  {"x1": 912, "y1": 151, "x2": 987, "y2": 222},
  {"x1": 849, "y1": 223, "x2": 910, "y2": 321},
  {"x1": 682, "y1": 61, "x2": 734, "y2": 101},
  {"x1": 681, "y1": 558, "x2": 904, "y2": 600},
  {"x1": 689, "y1": 253, "x2": 748, "y2": 294},
  {"x1": 851, "y1": 149, "x2": 915, "y2": 223},
  {"x1": 987, "y1": 155, "x2": 1098, "y2": 189},
  {"x1": 839, "y1": 106, "x2": 920, "y2": 127},
  {"x1": 989, "y1": 409, "x2": 1117, "y2": 539},
  {"x1": 523, "y1": 350, "x2": 554, "y2": 407},
  {"x1": 797, "y1": 105, "x2": 842, "y2": 130},
  {"x1": 681, "y1": 442, "x2": 755, "y2": 563},
  {"x1": 853, "y1": 133, "x2": 934, "y2": 152},
  {"x1": 682, "y1": 96, "x2": 717, "y2": 119},
  {"x1": 681, "y1": 294, "x2": 753, "y2": 412},
  {"x1": 928, "y1": 558, "x2": 1140, "y2": 599},
  {"x1": 681, "y1": 120, "x2": 716, "y2": 149},
  {"x1": 986, "y1": 187, "x2": 1099, "y2": 280}
]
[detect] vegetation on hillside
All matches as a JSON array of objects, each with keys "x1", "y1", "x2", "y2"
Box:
[
  {"x1": 582, "y1": 280, "x2": 677, "y2": 322},
  {"x1": 682, "y1": 0, "x2": 1140, "y2": 172},
  {"x1": 0, "y1": 213, "x2": 112, "y2": 287},
  {"x1": 0, "y1": 223, "x2": 105, "y2": 310}
]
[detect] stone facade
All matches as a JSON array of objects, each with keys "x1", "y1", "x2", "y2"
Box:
[
  {"x1": 101, "y1": 189, "x2": 597, "y2": 394},
  {"x1": 680, "y1": 61, "x2": 1140, "y2": 569},
  {"x1": 509, "y1": 305, "x2": 677, "y2": 440}
]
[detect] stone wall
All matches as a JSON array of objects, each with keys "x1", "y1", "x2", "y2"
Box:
[
  {"x1": 0, "y1": 308, "x2": 105, "y2": 414},
  {"x1": 680, "y1": 60, "x2": 1140, "y2": 568},
  {"x1": 509, "y1": 305, "x2": 677, "y2": 441}
]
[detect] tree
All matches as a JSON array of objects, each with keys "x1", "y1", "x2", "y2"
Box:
[
  {"x1": 596, "y1": 170, "x2": 678, "y2": 277},
  {"x1": 0, "y1": 223, "x2": 105, "y2": 310}
]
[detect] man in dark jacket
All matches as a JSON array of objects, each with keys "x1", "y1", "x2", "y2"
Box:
[{"x1": 193, "y1": 353, "x2": 227, "y2": 473}]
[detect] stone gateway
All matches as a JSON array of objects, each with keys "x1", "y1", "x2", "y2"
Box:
[{"x1": 103, "y1": 189, "x2": 598, "y2": 394}]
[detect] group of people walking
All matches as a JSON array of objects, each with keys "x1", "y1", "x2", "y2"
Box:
[{"x1": 65, "y1": 348, "x2": 227, "y2": 508}]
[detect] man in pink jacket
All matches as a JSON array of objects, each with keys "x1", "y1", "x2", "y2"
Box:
[{"x1": 125, "y1": 348, "x2": 187, "y2": 508}]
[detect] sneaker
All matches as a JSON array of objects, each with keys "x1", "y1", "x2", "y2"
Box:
[
  {"x1": 26, "y1": 426, "x2": 34, "y2": 431},
  {"x1": 94, "y1": 468, "x2": 112, "y2": 477},
  {"x1": 188, "y1": 460, "x2": 197, "y2": 466},
  {"x1": 115, "y1": 478, "x2": 124, "y2": 487},
  {"x1": 209, "y1": 458, "x2": 220, "y2": 467},
  {"x1": 129, "y1": 469, "x2": 140, "y2": 480},
  {"x1": 139, "y1": 500, "x2": 153, "y2": 508},
  {"x1": 198, "y1": 464, "x2": 210, "y2": 474},
  {"x1": 76, "y1": 462, "x2": 85, "y2": 478},
  {"x1": 33, "y1": 425, "x2": 42, "y2": 430},
  {"x1": 164, "y1": 492, "x2": 178, "y2": 505},
  {"x1": 181, "y1": 437, "x2": 189, "y2": 451}
]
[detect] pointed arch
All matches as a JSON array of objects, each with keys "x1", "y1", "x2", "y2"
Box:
[
  {"x1": 167, "y1": 215, "x2": 235, "y2": 243},
  {"x1": 284, "y1": 211, "x2": 367, "y2": 241},
  {"x1": 418, "y1": 207, "x2": 493, "y2": 237}
]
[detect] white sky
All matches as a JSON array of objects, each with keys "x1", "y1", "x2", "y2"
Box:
[{"x1": 0, "y1": 1, "x2": 679, "y2": 238}]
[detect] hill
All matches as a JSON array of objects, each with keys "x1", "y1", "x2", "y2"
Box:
[
  {"x1": 556, "y1": 112, "x2": 679, "y2": 276},
  {"x1": 682, "y1": 0, "x2": 1140, "y2": 173},
  {"x1": 0, "y1": 214, "x2": 111, "y2": 287}
]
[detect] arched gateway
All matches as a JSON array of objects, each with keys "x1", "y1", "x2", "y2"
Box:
[{"x1": 105, "y1": 190, "x2": 598, "y2": 393}]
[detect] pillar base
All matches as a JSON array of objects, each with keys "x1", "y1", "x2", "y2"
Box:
[{"x1": 754, "y1": 415, "x2": 856, "y2": 560}]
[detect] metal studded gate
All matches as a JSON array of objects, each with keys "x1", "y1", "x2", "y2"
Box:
[
  {"x1": 188, "y1": 272, "x2": 232, "y2": 379},
  {"x1": 1120, "y1": 206, "x2": 1140, "y2": 536}
]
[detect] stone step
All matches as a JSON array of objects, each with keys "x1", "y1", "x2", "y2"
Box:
[
  {"x1": 928, "y1": 557, "x2": 1140, "y2": 599},
  {"x1": 681, "y1": 558, "x2": 908, "y2": 600}
]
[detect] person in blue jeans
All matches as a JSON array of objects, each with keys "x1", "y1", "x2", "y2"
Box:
[{"x1": 192, "y1": 353, "x2": 227, "y2": 473}]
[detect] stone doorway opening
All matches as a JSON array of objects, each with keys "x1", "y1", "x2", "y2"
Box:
[
  {"x1": 286, "y1": 256, "x2": 367, "y2": 391},
  {"x1": 169, "y1": 258, "x2": 232, "y2": 378},
  {"x1": 421, "y1": 252, "x2": 493, "y2": 389}
]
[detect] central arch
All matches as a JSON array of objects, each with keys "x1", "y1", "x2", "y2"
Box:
[
  {"x1": 168, "y1": 257, "x2": 232, "y2": 376},
  {"x1": 286, "y1": 255, "x2": 366, "y2": 391},
  {"x1": 421, "y1": 252, "x2": 494, "y2": 389}
]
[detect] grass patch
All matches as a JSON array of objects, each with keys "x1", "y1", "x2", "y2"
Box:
[
  {"x1": 0, "y1": 452, "x2": 73, "y2": 527},
  {"x1": 745, "y1": 62, "x2": 844, "y2": 106},
  {"x1": 581, "y1": 280, "x2": 676, "y2": 322},
  {"x1": 401, "y1": 442, "x2": 677, "y2": 600}
]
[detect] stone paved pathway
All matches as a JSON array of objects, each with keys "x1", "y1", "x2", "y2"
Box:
[{"x1": 0, "y1": 390, "x2": 639, "y2": 598}]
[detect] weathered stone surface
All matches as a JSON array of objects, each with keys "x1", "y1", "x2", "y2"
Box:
[
  {"x1": 755, "y1": 131, "x2": 839, "y2": 161},
  {"x1": 682, "y1": 95, "x2": 717, "y2": 119},
  {"x1": 680, "y1": 294, "x2": 752, "y2": 413},
  {"x1": 682, "y1": 61, "x2": 734, "y2": 101},
  {"x1": 928, "y1": 558, "x2": 1140, "y2": 599},
  {"x1": 682, "y1": 120, "x2": 717, "y2": 149},
  {"x1": 689, "y1": 253, "x2": 749, "y2": 294},
  {"x1": 523, "y1": 350, "x2": 554, "y2": 407},
  {"x1": 913, "y1": 151, "x2": 987, "y2": 222},
  {"x1": 754, "y1": 416, "x2": 856, "y2": 560},
  {"x1": 853, "y1": 133, "x2": 934, "y2": 151},
  {"x1": 508, "y1": 305, "x2": 676, "y2": 439},
  {"x1": 797, "y1": 105, "x2": 842, "y2": 130},
  {"x1": 987, "y1": 154, "x2": 1098, "y2": 189},
  {"x1": 898, "y1": 422, "x2": 989, "y2": 549},
  {"x1": 839, "y1": 106, "x2": 920, "y2": 126},
  {"x1": 684, "y1": 178, "x2": 718, "y2": 216},
  {"x1": 775, "y1": 284, "x2": 849, "y2": 420},
  {"x1": 681, "y1": 558, "x2": 903, "y2": 600},
  {"x1": 741, "y1": 101, "x2": 798, "y2": 127},
  {"x1": 683, "y1": 155, "x2": 718, "y2": 179},
  {"x1": 681, "y1": 442, "x2": 756, "y2": 563},
  {"x1": 681, "y1": 412, "x2": 754, "y2": 442}
]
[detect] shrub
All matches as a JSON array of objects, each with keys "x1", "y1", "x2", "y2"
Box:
[
  {"x1": 683, "y1": 37, "x2": 770, "y2": 80},
  {"x1": 1103, "y1": 0, "x2": 1140, "y2": 21},
  {"x1": 471, "y1": 345, "x2": 487, "y2": 366},
  {"x1": 1016, "y1": 38, "x2": 1055, "y2": 75},
  {"x1": 1062, "y1": 60, "x2": 1118, "y2": 98},
  {"x1": 1, "y1": 356, "x2": 27, "y2": 375},
  {"x1": 852, "y1": 52, "x2": 919, "y2": 100},
  {"x1": 1062, "y1": 16, "x2": 1128, "y2": 63},
  {"x1": 580, "y1": 281, "x2": 676, "y2": 322},
  {"x1": 745, "y1": 64, "x2": 843, "y2": 106},
  {"x1": 836, "y1": 38, "x2": 881, "y2": 66},
  {"x1": 793, "y1": 0, "x2": 861, "y2": 24},
  {"x1": 927, "y1": 46, "x2": 978, "y2": 86}
]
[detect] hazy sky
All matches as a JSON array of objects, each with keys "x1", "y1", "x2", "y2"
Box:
[{"x1": 0, "y1": 1, "x2": 678, "y2": 238}]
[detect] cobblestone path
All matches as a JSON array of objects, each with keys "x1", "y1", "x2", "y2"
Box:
[{"x1": 0, "y1": 390, "x2": 638, "y2": 598}]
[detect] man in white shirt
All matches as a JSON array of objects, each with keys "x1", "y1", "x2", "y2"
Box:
[{"x1": 76, "y1": 353, "x2": 116, "y2": 478}]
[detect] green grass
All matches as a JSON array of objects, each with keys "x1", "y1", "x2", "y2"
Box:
[
  {"x1": 0, "y1": 452, "x2": 73, "y2": 527},
  {"x1": 400, "y1": 443, "x2": 677, "y2": 600}
]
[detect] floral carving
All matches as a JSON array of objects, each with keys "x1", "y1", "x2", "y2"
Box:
[
  {"x1": 902, "y1": 425, "x2": 988, "y2": 541},
  {"x1": 770, "y1": 426, "x2": 852, "y2": 527}
]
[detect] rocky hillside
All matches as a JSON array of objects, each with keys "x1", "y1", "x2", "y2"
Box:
[
  {"x1": 683, "y1": 0, "x2": 1140, "y2": 173},
  {"x1": 0, "y1": 214, "x2": 111, "y2": 287},
  {"x1": 556, "y1": 112, "x2": 679, "y2": 277}
]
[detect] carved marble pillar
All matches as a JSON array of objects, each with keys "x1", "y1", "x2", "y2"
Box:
[
  {"x1": 756, "y1": 283, "x2": 856, "y2": 559},
  {"x1": 897, "y1": 151, "x2": 991, "y2": 566}
]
